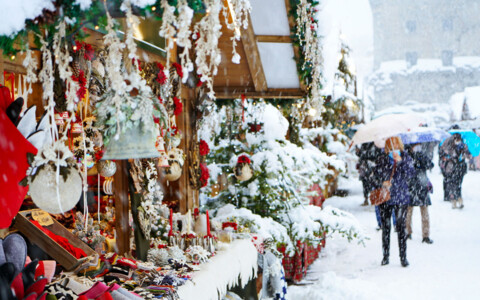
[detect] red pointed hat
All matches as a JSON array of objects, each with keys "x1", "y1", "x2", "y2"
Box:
[{"x1": 0, "y1": 106, "x2": 37, "y2": 228}]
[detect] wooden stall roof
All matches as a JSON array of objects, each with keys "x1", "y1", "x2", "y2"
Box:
[{"x1": 213, "y1": 0, "x2": 306, "y2": 99}]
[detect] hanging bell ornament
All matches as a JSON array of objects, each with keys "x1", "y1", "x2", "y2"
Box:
[{"x1": 102, "y1": 125, "x2": 160, "y2": 160}]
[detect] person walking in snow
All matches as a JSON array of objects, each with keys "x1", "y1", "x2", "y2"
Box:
[
  {"x1": 372, "y1": 137, "x2": 416, "y2": 267},
  {"x1": 356, "y1": 142, "x2": 379, "y2": 206},
  {"x1": 439, "y1": 133, "x2": 471, "y2": 209},
  {"x1": 372, "y1": 150, "x2": 396, "y2": 231},
  {"x1": 406, "y1": 143, "x2": 434, "y2": 244}
]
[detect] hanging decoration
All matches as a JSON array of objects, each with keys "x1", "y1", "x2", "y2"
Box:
[
  {"x1": 291, "y1": 0, "x2": 323, "y2": 118},
  {"x1": 222, "y1": 0, "x2": 252, "y2": 64},
  {"x1": 95, "y1": 1, "x2": 165, "y2": 159},
  {"x1": 97, "y1": 159, "x2": 117, "y2": 178},
  {"x1": 193, "y1": 0, "x2": 223, "y2": 99},
  {"x1": 163, "y1": 148, "x2": 185, "y2": 182},
  {"x1": 21, "y1": 20, "x2": 86, "y2": 215},
  {"x1": 233, "y1": 154, "x2": 253, "y2": 182}
]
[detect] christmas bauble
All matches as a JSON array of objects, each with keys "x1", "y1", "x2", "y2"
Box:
[
  {"x1": 97, "y1": 160, "x2": 117, "y2": 177},
  {"x1": 163, "y1": 148, "x2": 184, "y2": 182},
  {"x1": 234, "y1": 163, "x2": 253, "y2": 181},
  {"x1": 164, "y1": 161, "x2": 182, "y2": 181},
  {"x1": 29, "y1": 165, "x2": 82, "y2": 214}
]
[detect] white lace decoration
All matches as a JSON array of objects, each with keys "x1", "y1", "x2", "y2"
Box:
[
  {"x1": 193, "y1": 0, "x2": 223, "y2": 98},
  {"x1": 222, "y1": 0, "x2": 251, "y2": 64},
  {"x1": 296, "y1": 0, "x2": 323, "y2": 117}
]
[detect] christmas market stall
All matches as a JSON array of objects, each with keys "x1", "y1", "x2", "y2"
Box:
[{"x1": 0, "y1": 0, "x2": 366, "y2": 299}]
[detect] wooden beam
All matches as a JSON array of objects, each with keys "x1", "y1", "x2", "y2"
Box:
[
  {"x1": 4, "y1": 61, "x2": 26, "y2": 74},
  {"x1": 113, "y1": 160, "x2": 130, "y2": 255},
  {"x1": 240, "y1": 15, "x2": 268, "y2": 92},
  {"x1": 256, "y1": 35, "x2": 292, "y2": 43},
  {"x1": 215, "y1": 88, "x2": 305, "y2": 99},
  {"x1": 0, "y1": 51, "x2": 4, "y2": 85},
  {"x1": 284, "y1": 0, "x2": 307, "y2": 92}
]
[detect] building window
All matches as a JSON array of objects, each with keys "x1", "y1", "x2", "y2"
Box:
[
  {"x1": 406, "y1": 52, "x2": 418, "y2": 67},
  {"x1": 405, "y1": 20, "x2": 416, "y2": 33},
  {"x1": 443, "y1": 19, "x2": 453, "y2": 31},
  {"x1": 442, "y1": 50, "x2": 453, "y2": 66}
]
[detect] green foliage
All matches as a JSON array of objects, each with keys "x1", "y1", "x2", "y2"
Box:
[
  {"x1": 0, "y1": 0, "x2": 206, "y2": 57},
  {"x1": 288, "y1": 0, "x2": 322, "y2": 92}
]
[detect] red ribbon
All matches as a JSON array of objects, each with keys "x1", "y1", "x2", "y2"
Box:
[{"x1": 241, "y1": 94, "x2": 246, "y2": 123}]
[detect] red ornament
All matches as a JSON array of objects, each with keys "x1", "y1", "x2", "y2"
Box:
[
  {"x1": 173, "y1": 97, "x2": 183, "y2": 116},
  {"x1": 71, "y1": 70, "x2": 87, "y2": 101},
  {"x1": 199, "y1": 140, "x2": 210, "y2": 156},
  {"x1": 83, "y1": 43, "x2": 94, "y2": 61},
  {"x1": 95, "y1": 150, "x2": 104, "y2": 161},
  {"x1": 222, "y1": 222, "x2": 238, "y2": 231},
  {"x1": 199, "y1": 163, "x2": 209, "y2": 187},
  {"x1": 156, "y1": 69, "x2": 167, "y2": 85},
  {"x1": 169, "y1": 125, "x2": 179, "y2": 136},
  {"x1": 172, "y1": 62, "x2": 183, "y2": 78},
  {"x1": 248, "y1": 122, "x2": 263, "y2": 133},
  {"x1": 237, "y1": 155, "x2": 251, "y2": 164}
]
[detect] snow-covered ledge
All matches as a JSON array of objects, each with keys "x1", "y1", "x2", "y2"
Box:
[{"x1": 177, "y1": 239, "x2": 258, "y2": 300}]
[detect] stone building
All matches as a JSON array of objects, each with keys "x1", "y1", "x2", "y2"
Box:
[{"x1": 368, "y1": 0, "x2": 480, "y2": 111}]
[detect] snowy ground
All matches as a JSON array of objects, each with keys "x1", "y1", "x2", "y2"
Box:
[{"x1": 288, "y1": 162, "x2": 480, "y2": 300}]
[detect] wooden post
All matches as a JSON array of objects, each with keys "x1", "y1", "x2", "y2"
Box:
[
  {"x1": 0, "y1": 51, "x2": 4, "y2": 85},
  {"x1": 113, "y1": 160, "x2": 130, "y2": 255}
]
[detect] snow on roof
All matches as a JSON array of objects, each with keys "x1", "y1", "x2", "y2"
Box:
[
  {"x1": 249, "y1": 0, "x2": 290, "y2": 36},
  {"x1": 464, "y1": 86, "x2": 480, "y2": 119},
  {"x1": 449, "y1": 91, "x2": 465, "y2": 121},
  {"x1": 370, "y1": 57, "x2": 480, "y2": 87},
  {"x1": 0, "y1": 0, "x2": 55, "y2": 36},
  {"x1": 257, "y1": 42, "x2": 300, "y2": 89},
  {"x1": 373, "y1": 101, "x2": 450, "y2": 126}
]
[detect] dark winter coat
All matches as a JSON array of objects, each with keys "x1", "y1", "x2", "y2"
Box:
[
  {"x1": 408, "y1": 151, "x2": 434, "y2": 206},
  {"x1": 439, "y1": 137, "x2": 470, "y2": 178},
  {"x1": 371, "y1": 152, "x2": 417, "y2": 206},
  {"x1": 356, "y1": 142, "x2": 381, "y2": 182}
]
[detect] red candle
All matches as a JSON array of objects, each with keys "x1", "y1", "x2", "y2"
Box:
[
  {"x1": 168, "y1": 208, "x2": 173, "y2": 236},
  {"x1": 206, "y1": 210, "x2": 211, "y2": 237}
]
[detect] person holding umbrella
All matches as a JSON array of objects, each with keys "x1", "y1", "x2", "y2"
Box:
[
  {"x1": 372, "y1": 136, "x2": 416, "y2": 267},
  {"x1": 405, "y1": 143, "x2": 434, "y2": 244},
  {"x1": 439, "y1": 133, "x2": 471, "y2": 209}
]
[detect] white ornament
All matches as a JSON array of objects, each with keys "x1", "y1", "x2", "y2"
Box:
[{"x1": 29, "y1": 164, "x2": 82, "y2": 214}]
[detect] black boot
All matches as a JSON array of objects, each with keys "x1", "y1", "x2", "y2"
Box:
[
  {"x1": 401, "y1": 257, "x2": 409, "y2": 267},
  {"x1": 381, "y1": 256, "x2": 389, "y2": 266},
  {"x1": 422, "y1": 237, "x2": 433, "y2": 244}
]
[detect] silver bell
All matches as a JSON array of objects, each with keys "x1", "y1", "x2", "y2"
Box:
[{"x1": 102, "y1": 125, "x2": 160, "y2": 160}]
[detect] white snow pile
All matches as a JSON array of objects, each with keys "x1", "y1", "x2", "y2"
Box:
[
  {"x1": 280, "y1": 205, "x2": 368, "y2": 246},
  {"x1": 0, "y1": 1, "x2": 55, "y2": 36},
  {"x1": 177, "y1": 239, "x2": 258, "y2": 300},
  {"x1": 300, "y1": 126, "x2": 353, "y2": 175},
  {"x1": 245, "y1": 102, "x2": 289, "y2": 145},
  {"x1": 214, "y1": 204, "x2": 293, "y2": 250},
  {"x1": 288, "y1": 271, "x2": 383, "y2": 300},
  {"x1": 449, "y1": 86, "x2": 480, "y2": 121}
]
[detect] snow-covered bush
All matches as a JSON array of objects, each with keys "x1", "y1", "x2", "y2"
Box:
[{"x1": 199, "y1": 99, "x2": 362, "y2": 255}]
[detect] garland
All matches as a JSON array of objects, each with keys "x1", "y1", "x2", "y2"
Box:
[{"x1": 288, "y1": 0, "x2": 323, "y2": 116}]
